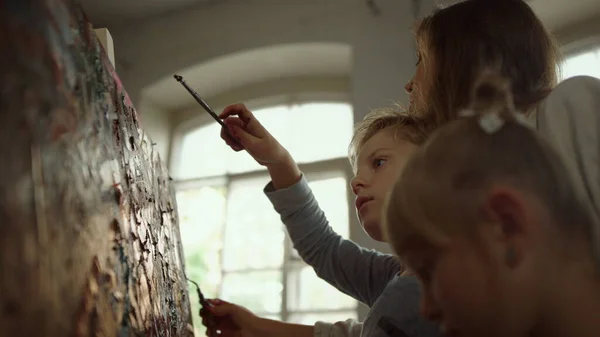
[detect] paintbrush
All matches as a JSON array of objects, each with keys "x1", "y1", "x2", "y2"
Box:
[
  {"x1": 186, "y1": 276, "x2": 211, "y2": 309},
  {"x1": 186, "y1": 276, "x2": 219, "y2": 333},
  {"x1": 174, "y1": 74, "x2": 225, "y2": 127},
  {"x1": 174, "y1": 74, "x2": 241, "y2": 146}
]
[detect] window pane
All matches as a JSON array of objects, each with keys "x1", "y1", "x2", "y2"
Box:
[
  {"x1": 562, "y1": 48, "x2": 600, "y2": 80},
  {"x1": 226, "y1": 105, "x2": 291, "y2": 174},
  {"x1": 177, "y1": 123, "x2": 231, "y2": 179},
  {"x1": 221, "y1": 271, "x2": 282, "y2": 314},
  {"x1": 176, "y1": 186, "x2": 226, "y2": 337},
  {"x1": 223, "y1": 175, "x2": 285, "y2": 270},
  {"x1": 291, "y1": 176, "x2": 350, "y2": 260},
  {"x1": 287, "y1": 265, "x2": 357, "y2": 311},
  {"x1": 287, "y1": 103, "x2": 354, "y2": 163},
  {"x1": 310, "y1": 177, "x2": 350, "y2": 237},
  {"x1": 176, "y1": 102, "x2": 354, "y2": 179},
  {"x1": 177, "y1": 186, "x2": 225, "y2": 293},
  {"x1": 287, "y1": 311, "x2": 358, "y2": 325}
]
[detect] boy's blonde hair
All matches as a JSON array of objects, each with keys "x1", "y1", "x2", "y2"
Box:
[
  {"x1": 384, "y1": 74, "x2": 600, "y2": 265},
  {"x1": 349, "y1": 107, "x2": 431, "y2": 171}
]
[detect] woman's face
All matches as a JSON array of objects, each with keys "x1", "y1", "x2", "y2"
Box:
[{"x1": 405, "y1": 40, "x2": 434, "y2": 114}]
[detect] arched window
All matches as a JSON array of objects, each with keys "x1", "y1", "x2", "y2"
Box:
[
  {"x1": 172, "y1": 100, "x2": 358, "y2": 335},
  {"x1": 561, "y1": 45, "x2": 600, "y2": 80}
]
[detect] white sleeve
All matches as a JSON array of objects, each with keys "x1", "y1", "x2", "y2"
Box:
[
  {"x1": 536, "y1": 75, "x2": 600, "y2": 262},
  {"x1": 314, "y1": 320, "x2": 363, "y2": 337},
  {"x1": 536, "y1": 75, "x2": 600, "y2": 217}
]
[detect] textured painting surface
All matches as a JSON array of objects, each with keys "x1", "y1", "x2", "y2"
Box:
[{"x1": 0, "y1": 0, "x2": 193, "y2": 336}]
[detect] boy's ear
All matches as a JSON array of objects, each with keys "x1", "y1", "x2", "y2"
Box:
[{"x1": 483, "y1": 187, "x2": 531, "y2": 268}]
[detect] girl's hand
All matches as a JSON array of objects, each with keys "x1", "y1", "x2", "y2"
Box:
[
  {"x1": 200, "y1": 299, "x2": 314, "y2": 337},
  {"x1": 200, "y1": 299, "x2": 267, "y2": 337}
]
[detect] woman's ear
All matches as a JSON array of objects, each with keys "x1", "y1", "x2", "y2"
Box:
[{"x1": 483, "y1": 187, "x2": 532, "y2": 268}]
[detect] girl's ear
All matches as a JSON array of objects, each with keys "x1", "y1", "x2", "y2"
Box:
[{"x1": 483, "y1": 187, "x2": 531, "y2": 268}]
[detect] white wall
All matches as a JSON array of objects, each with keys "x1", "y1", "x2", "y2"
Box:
[
  {"x1": 558, "y1": 15, "x2": 600, "y2": 54},
  {"x1": 138, "y1": 99, "x2": 170, "y2": 162},
  {"x1": 112, "y1": 0, "x2": 433, "y2": 117}
]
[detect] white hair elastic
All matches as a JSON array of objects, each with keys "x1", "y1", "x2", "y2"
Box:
[
  {"x1": 457, "y1": 109, "x2": 533, "y2": 134},
  {"x1": 480, "y1": 113, "x2": 505, "y2": 133}
]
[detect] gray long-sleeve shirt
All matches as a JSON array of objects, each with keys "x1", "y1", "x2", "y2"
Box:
[{"x1": 264, "y1": 178, "x2": 441, "y2": 337}]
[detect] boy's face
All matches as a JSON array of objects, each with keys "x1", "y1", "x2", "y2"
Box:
[{"x1": 351, "y1": 129, "x2": 417, "y2": 242}]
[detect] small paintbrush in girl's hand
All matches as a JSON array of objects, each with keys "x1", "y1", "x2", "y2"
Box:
[
  {"x1": 186, "y1": 277, "x2": 211, "y2": 310},
  {"x1": 186, "y1": 276, "x2": 219, "y2": 333}
]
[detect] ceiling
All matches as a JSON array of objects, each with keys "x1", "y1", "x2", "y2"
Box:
[
  {"x1": 467, "y1": 0, "x2": 599, "y2": 31},
  {"x1": 80, "y1": 0, "x2": 215, "y2": 27},
  {"x1": 533, "y1": 0, "x2": 600, "y2": 31},
  {"x1": 81, "y1": 0, "x2": 600, "y2": 31},
  {"x1": 80, "y1": 0, "x2": 600, "y2": 111},
  {"x1": 142, "y1": 43, "x2": 352, "y2": 110}
]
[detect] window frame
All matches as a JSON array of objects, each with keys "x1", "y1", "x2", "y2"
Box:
[
  {"x1": 169, "y1": 92, "x2": 350, "y2": 178},
  {"x1": 561, "y1": 36, "x2": 600, "y2": 60},
  {"x1": 171, "y1": 96, "x2": 359, "y2": 322},
  {"x1": 174, "y1": 157, "x2": 358, "y2": 321},
  {"x1": 560, "y1": 41, "x2": 600, "y2": 81}
]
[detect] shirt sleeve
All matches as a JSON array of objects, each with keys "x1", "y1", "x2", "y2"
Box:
[
  {"x1": 536, "y1": 75, "x2": 600, "y2": 246},
  {"x1": 264, "y1": 175, "x2": 403, "y2": 306},
  {"x1": 314, "y1": 320, "x2": 363, "y2": 337}
]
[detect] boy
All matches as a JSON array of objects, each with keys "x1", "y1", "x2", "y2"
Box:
[{"x1": 202, "y1": 106, "x2": 440, "y2": 337}]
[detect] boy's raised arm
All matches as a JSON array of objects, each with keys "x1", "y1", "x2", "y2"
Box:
[
  {"x1": 218, "y1": 104, "x2": 403, "y2": 305},
  {"x1": 264, "y1": 175, "x2": 402, "y2": 305}
]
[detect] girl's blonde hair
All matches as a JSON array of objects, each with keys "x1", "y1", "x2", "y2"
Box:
[
  {"x1": 349, "y1": 107, "x2": 432, "y2": 172},
  {"x1": 384, "y1": 74, "x2": 600, "y2": 264}
]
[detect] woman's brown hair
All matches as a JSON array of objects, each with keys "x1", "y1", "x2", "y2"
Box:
[
  {"x1": 384, "y1": 73, "x2": 600, "y2": 266},
  {"x1": 415, "y1": 0, "x2": 561, "y2": 125}
]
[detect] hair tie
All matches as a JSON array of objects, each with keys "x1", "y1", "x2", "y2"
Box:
[
  {"x1": 458, "y1": 109, "x2": 505, "y2": 134},
  {"x1": 478, "y1": 113, "x2": 505, "y2": 134},
  {"x1": 458, "y1": 108, "x2": 532, "y2": 135}
]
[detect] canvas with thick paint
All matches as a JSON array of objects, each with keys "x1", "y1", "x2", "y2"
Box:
[{"x1": 0, "y1": 0, "x2": 193, "y2": 336}]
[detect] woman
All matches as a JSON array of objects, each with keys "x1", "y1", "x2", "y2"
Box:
[{"x1": 406, "y1": 0, "x2": 559, "y2": 124}]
